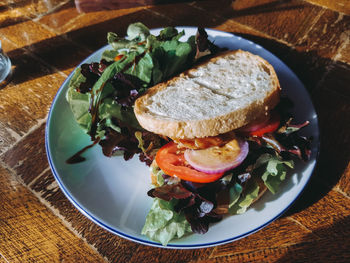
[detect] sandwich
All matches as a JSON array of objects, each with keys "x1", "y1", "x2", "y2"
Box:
[
  {"x1": 65, "y1": 22, "x2": 311, "y2": 245},
  {"x1": 134, "y1": 50, "x2": 311, "y2": 245},
  {"x1": 135, "y1": 50, "x2": 280, "y2": 185}
]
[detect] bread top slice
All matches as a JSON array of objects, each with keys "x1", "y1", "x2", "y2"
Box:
[{"x1": 134, "y1": 50, "x2": 281, "y2": 139}]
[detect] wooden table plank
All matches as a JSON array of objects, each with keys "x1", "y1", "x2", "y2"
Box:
[
  {"x1": 0, "y1": 165, "x2": 105, "y2": 262},
  {"x1": 337, "y1": 163, "x2": 350, "y2": 196},
  {"x1": 306, "y1": 0, "x2": 350, "y2": 14},
  {"x1": 195, "y1": 235, "x2": 350, "y2": 262},
  {"x1": 37, "y1": 2, "x2": 147, "y2": 36},
  {"x1": 290, "y1": 190, "x2": 350, "y2": 237}
]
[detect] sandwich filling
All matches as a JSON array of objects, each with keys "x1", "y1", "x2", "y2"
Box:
[
  {"x1": 142, "y1": 104, "x2": 311, "y2": 245},
  {"x1": 154, "y1": 111, "x2": 280, "y2": 183}
]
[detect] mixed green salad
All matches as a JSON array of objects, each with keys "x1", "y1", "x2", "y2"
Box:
[{"x1": 66, "y1": 23, "x2": 311, "y2": 246}]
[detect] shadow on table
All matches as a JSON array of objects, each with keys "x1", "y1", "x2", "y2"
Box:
[
  {"x1": 276, "y1": 215, "x2": 350, "y2": 262},
  {"x1": 5, "y1": 5, "x2": 234, "y2": 85},
  {"x1": 2, "y1": 0, "x2": 307, "y2": 86}
]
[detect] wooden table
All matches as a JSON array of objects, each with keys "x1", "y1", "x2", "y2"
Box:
[{"x1": 0, "y1": 0, "x2": 349, "y2": 262}]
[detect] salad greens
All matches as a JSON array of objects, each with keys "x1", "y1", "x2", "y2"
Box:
[
  {"x1": 141, "y1": 198, "x2": 192, "y2": 245},
  {"x1": 254, "y1": 153, "x2": 294, "y2": 194},
  {"x1": 228, "y1": 180, "x2": 260, "y2": 215}
]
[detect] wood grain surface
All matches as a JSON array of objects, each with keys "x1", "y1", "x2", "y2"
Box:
[{"x1": 0, "y1": 0, "x2": 349, "y2": 262}]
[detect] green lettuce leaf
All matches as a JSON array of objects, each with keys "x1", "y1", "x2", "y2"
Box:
[
  {"x1": 141, "y1": 198, "x2": 192, "y2": 246},
  {"x1": 229, "y1": 180, "x2": 259, "y2": 215},
  {"x1": 158, "y1": 27, "x2": 185, "y2": 41},
  {"x1": 148, "y1": 162, "x2": 166, "y2": 188},
  {"x1": 123, "y1": 51, "x2": 154, "y2": 84},
  {"x1": 66, "y1": 68, "x2": 91, "y2": 132},
  {"x1": 254, "y1": 153, "x2": 294, "y2": 194},
  {"x1": 107, "y1": 32, "x2": 131, "y2": 50},
  {"x1": 228, "y1": 183, "x2": 243, "y2": 209},
  {"x1": 101, "y1": 49, "x2": 120, "y2": 62},
  {"x1": 151, "y1": 36, "x2": 195, "y2": 80},
  {"x1": 106, "y1": 22, "x2": 150, "y2": 51},
  {"x1": 127, "y1": 22, "x2": 150, "y2": 41},
  {"x1": 68, "y1": 50, "x2": 152, "y2": 136}
]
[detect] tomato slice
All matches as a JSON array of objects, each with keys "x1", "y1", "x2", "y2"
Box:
[
  {"x1": 155, "y1": 142, "x2": 224, "y2": 183},
  {"x1": 240, "y1": 112, "x2": 280, "y2": 137}
]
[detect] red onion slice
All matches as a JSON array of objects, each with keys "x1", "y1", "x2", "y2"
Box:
[{"x1": 184, "y1": 138, "x2": 249, "y2": 174}]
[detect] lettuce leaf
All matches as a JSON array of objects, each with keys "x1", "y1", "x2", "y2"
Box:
[
  {"x1": 66, "y1": 68, "x2": 91, "y2": 132},
  {"x1": 141, "y1": 198, "x2": 192, "y2": 246},
  {"x1": 150, "y1": 36, "x2": 195, "y2": 81},
  {"x1": 228, "y1": 183, "x2": 243, "y2": 209},
  {"x1": 254, "y1": 153, "x2": 294, "y2": 194},
  {"x1": 229, "y1": 179, "x2": 259, "y2": 215},
  {"x1": 127, "y1": 22, "x2": 150, "y2": 41}
]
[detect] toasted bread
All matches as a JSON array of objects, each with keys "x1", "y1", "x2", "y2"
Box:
[{"x1": 134, "y1": 50, "x2": 280, "y2": 139}]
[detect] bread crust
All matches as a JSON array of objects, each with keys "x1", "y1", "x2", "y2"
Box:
[{"x1": 134, "y1": 50, "x2": 281, "y2": 139}]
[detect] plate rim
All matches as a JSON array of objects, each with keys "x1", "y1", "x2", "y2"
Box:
[{"x1": 45, "y1": 27, "x2": 320, "y2": 249}]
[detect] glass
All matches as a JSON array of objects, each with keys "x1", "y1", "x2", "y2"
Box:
[{"x1": 0, "y1": 40, "x2": 11, "y2": 84}]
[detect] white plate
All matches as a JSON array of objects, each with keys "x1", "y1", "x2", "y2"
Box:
[{"x1": 46, "y1": 27, "x2": 319, "y2": 249}]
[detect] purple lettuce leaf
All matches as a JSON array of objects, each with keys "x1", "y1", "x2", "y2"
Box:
[
  {"x1": 195, "y1": 28, "x2": 223, "y2": 60},
  {"x1": 78, "y1": 60, "x2": 112, "y2": 93},
  {"x1": 99, "y1": 127, "x2": 140, "y2": 161},
  {"x1": 110, "y1": 72, "x2": 146, "y2": 107},
  {"x1": 147, "y1": 181, "x2": 224, "y2": 234}
]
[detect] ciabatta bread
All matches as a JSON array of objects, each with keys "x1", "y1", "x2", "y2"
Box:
[{"x1": 134, "y1": 50, "x2": 280, "y2": 139}]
